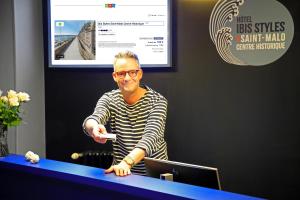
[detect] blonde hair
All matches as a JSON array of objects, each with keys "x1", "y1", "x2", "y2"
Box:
[{"x1": 113, "y1": 50, "x2": 140, "y2": 69}]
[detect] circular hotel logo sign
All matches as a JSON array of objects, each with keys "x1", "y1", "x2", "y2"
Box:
[{"x1": 209, "y1": 0, "x2": 294, "y2": 66}]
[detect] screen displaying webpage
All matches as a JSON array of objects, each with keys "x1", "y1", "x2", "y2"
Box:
[{"x1": 49, "y1": 0, "x2": 171, "y2": 67}]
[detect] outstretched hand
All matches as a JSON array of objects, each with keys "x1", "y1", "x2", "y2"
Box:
[{"x1": 91, "y1": 124, "x2": 107, "y2": 144}]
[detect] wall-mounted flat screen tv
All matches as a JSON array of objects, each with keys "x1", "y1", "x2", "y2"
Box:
[{"x1": 44, "y1": 0, "x2": 172, "y2": 68}]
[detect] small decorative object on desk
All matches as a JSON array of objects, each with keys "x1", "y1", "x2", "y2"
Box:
[
  {"x1": 25, "y1": 151, "x2": 40, "y2": 163},
  {"x1": 0, "y1": 89, "x2": 30, "y2": 157}
]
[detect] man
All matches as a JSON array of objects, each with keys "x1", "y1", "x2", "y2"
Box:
[{"x1": 83, "y1": 51, "x2": 168, "y2": 176}]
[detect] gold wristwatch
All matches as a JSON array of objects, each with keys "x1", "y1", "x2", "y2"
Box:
[{"x1": 123, "y1": 156, "x2": 135, "y2": 168}]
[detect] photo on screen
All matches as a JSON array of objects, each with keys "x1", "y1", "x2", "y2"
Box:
[{"x1": 54, "y1": 20, "x2": 96, "y2": 61}]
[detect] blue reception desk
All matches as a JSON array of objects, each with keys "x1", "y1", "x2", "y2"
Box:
[{"x1": 0, "y1": 154, "x2": 263, "y2": 200}]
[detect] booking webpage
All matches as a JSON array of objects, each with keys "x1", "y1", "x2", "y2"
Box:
[{"x1": 50, "y1": 0, "x2": 170, "y2": 67}]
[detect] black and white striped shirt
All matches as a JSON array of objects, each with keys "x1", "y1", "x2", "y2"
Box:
[{"x1": 84, "y1": 85, "x2": 168, "y2": 175}]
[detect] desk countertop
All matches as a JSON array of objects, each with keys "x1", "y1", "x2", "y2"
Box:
[{"x1": 0, "y1": 154, "x2": 263, "y2": 200}]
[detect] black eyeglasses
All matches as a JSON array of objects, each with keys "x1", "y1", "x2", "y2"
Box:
[{"x1": 115, "y1": 69, "x2": 140, "y2": 79}]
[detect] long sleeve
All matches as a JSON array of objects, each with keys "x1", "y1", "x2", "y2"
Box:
[
  {"x1": 135, "y1": 97, "x2": 168, "y2": 157},
  {"x1": 82, "y1": 93, "x2": 111, "y2": 134}
]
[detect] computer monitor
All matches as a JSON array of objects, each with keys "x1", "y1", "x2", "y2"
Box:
[{"x1": 144, "y1": 157, "x2": 221, "y2": 190}]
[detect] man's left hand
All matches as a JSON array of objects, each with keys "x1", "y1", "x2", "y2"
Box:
[{"x1": 105, "y1": 161, "x2": 131, "y2": 176}]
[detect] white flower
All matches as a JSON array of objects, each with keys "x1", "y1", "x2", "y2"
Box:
[
  {"x1": 17, "y1": 92, "x2": 30, "y2": 102},
  {"x1": 1, "y1": 89, "x2": 30, "y2": 128},
  {"x1": 0, "y1": 96, "x2": 8, "y2": 102},
  {"x1": 8, "y1": 96, "x2": 19, "y2": 106},
  {"x1": 7, "y1": 90, "x2": 18, "y2": 99}
]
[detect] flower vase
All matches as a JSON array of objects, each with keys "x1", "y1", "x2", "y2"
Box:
[{"x1": 0, "y1": 123, "x2": 9, "y2": 157}]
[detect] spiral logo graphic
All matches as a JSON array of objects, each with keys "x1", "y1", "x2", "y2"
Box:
[
  {"x1": 209, "y1": 0, "x2": 245, "y2": 65},
  {"x1": 209, "y1": 0, "x2": 294, "y2": 66}
]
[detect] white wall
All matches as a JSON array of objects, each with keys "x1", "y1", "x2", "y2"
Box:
[{"x1": 0, "y1": 0, "x2": 45, "y2": 157}]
